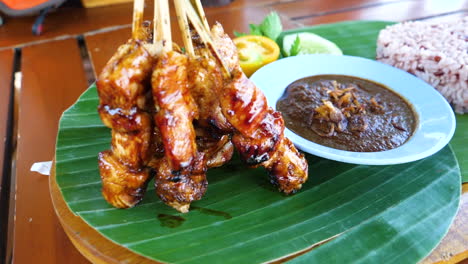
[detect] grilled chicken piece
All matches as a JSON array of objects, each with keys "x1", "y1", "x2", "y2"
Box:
[
  {"x1": 98, "y1": 106, "x2": 153, "y2": 168},
  {"x1": 195, "y1": 127, "x2": 234, "y2": 168},
  {"x1": 148, "y1": 123, "x2": 232, "y2": 213},
  {"x1": 212, "y1": 24, "x2": 269, "y2": 136},
  {"x1": 231, "y1": 108, "x2": 307, "y2": 193},
  {"x1": 204, "y1": 135, "x2": 234, "y2": 168},
  {"x1": 96, "y1": 40, "x2": 155, "y2": 208},
  {"x1": 111, "y1": 129, "x2": 152, "y2": 169},
  {"x1": 263, "y1": 137, "x2": 308, "y2": 194},
  {"x1": 221, "y1": 68, "x2": 268, "y2": 137},
  {"x1": 152, "y1": 133, "x2": 233, "y2": 213},
  {"x1": 231, "y1": 108, "x2": 283, "y2": 165},
  {"x1": 99, "y1": 150, "x2": 151, "y2": 208},
  {"x1": 188, "y1": 31, "x2": 235, "y2": 168},
  {"x1": 152, "y1": 51, "x2": 198, "y2": 171},
  {"x1": 97, "y1": 40, "x2": 155, "y2": 111},
  {"x1": 154, "y1": 154, "x2": 208, "y2": 213},
  {"x1": 211, "y1": 22, "x2": 240, "y2": 73},
  {"x1": 212, "y1": 24, "x2": 309, "y2": 193},
  {"x1": 188, "y1": 55, "x2": 232, "y2": 132},
  {"x1": 152, "y1": 51, "x2": 209, "y2": 212}
]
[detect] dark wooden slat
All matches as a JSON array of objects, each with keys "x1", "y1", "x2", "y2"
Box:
[
  {"x1": 0, "y1": 1, "x2": 164, "y2": 49},
  {"x1": 418, "y1": 10, "x2": 468, "y2": 23},
  {"x1": 295, "y1": 0, "x2": 468, "y2": 25},
  {"x1": 0, "y1": 0, "x2": 286, "y2": 49},
  {"x1": 85, "y1": 29, "x2": 153, "y2": 78},
  {"x1": 85, "y1": 6, "x2": 298, "y2": 77},
  {"x1": 14, "y1": 39, "x2": 90, "y2": 263},
  {"x1": 203, "y1": 0, "x2": 285, "y2": 13},
  {"x1": 85, "y1": 28, "x2": 131, "y2": 77},
  {"x1": 0, "y1": 49, "x2": 14, "y2": 264},
  {"x1": 272, "y1": 0, "x2": 402, "y2": 20},
  {"x1": 0, "y1": 50, "x2": 13, "y2": 205},
  {"x1": 0, "y1": 4, "x2": 131, "y2": 48},
  {"x1": 85, "y1": 26, "x2": 183, "y2": 77},
  {"x1": 205, "y1": 7, "x2": 300, "y2": 36}
]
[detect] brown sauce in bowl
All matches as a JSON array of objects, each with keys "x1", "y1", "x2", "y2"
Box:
[{"x1": 276, "y1": 75, "x2": 416, "y2": 152}]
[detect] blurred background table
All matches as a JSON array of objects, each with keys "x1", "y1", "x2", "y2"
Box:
[{"x1": 0, "y1": 0, "x2": 466, "y2": 263}]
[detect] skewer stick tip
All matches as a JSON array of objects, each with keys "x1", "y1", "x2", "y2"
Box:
[
  {"x1": 184, "y1": 0, "x2": 230, "y2": 77},
  {"x1": 153, "y1": 0, "x2": 172, "y2": 53},
  {"x1": 132, "y1": 0, "x2": 145, "y2": 40},
  {"x1": 174, "y1": 0, "x2": 195, "y2": 56}
]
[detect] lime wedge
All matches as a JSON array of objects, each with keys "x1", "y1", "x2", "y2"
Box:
[{"x1": 283, "y1": 32, "x2": 343, "y2": 56}]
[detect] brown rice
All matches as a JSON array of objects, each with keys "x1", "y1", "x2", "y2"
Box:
[{"x1": 376, "y1": 17, "x2": 467, "y2": 113}]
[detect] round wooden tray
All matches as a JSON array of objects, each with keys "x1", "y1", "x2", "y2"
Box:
[
  {"x1": 49, "y1": 163, "x2": 158, "y2": 264},
  {"x1": 50, "y1": 162, "x2": 307, "y2": 263}
]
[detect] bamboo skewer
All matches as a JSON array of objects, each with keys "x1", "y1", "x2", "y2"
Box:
[
  {"x1": 183, "y1": 0, "x2": 230, "y2": 77},
  {"x1": 154, "y1": 0, "x2": 161, "y2": 46},
  {"x1": 154, "y1": 0, "x2": 172, "y2": 53},
  {"x1": 174, "y1": 0, "x2": 195, "y2": 56},
  {"x1": 132, "y1": 0, "x2": 145, "y2": 40},
  {"x1": 192, "y1": 0, "x2": 210, "y2": 31}
]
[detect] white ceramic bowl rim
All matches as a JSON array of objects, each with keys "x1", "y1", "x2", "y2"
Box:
[{"x1": 250, "y1": 54, "x2": 456, "y2": 165}]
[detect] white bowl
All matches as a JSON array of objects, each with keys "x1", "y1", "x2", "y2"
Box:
[{"x1": 250, "y1": 54, "x2": 456, "y2": 165}]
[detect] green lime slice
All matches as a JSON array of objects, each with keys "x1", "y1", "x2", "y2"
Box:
[{"x1": 283, "y1": 32, "x2": 343, "y2": 56}]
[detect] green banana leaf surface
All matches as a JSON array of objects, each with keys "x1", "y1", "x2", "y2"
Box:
[
  {"x1": 55, "y1": 21, "x2": 462, "y2": 264},
  {"x1": 452, "y1": 114, "x2": 467, "y2": 183}
]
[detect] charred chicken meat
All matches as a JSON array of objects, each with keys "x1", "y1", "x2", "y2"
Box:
[{"x1": 96, "y1": 0, "x2": 309, "y2": 213}]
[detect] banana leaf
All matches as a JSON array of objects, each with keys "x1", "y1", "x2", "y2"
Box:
[
  {"x1": 55, "y1": 21, "x2": 461, "y2": 263},
  {"x1": 452, "y1": 115, "x2": 467, "y2": 183}
]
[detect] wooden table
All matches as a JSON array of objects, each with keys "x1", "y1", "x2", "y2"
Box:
[{"x1": 0, "y1": 0, "x2": 466, "y2": 263}]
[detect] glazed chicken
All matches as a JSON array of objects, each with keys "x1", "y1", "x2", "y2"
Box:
[
  {"x1": 151, "y1": 49, "x2": 210, "y2": 212},
  {"x1": 151, "y1": 30, "x2": 235, "y2": 212},
  {"x1": 211, "y1": 23, "x2": 309, "y2": 193},
  {"x1": 97, "y1": 39, "x2": 156, "y2": 208},
  {"x1": 96, "y1": 0, "x2": 309, "y2": 213}
]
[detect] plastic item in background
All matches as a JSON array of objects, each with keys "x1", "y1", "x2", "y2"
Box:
[{"x1": 0, "y1": 0, "x2": 67, "y2": 35}]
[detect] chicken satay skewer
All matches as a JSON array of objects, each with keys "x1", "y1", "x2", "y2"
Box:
[
  {"x1": 152, "y1": 0, "x2": 209, "y2": 213},
  {"x1": 176, "y1": 0, "x2": 235, "y2": 165},
  {"x1": 183, "y1": 1, "x2": 309, "y2": 194},
  {"x1": 97, "y1": 0, "x2": 157, "y2": 208},
  {"x1": 153, "y1": 0, "x2": 196, "y2": 172}
]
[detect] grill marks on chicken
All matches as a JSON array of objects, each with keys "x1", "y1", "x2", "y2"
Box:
[
  {"x1": 152, "y1": 51, "x2": 198, "y2": 170},
  {"x1": 211, "y1": 22, "x2": 239, "y2": 73},
  {"x1": 97, "y1": 40, "x2": 155, "y2": 208},
  {"x1": 231, "y1": 108, "x2": 283, "y2": 165},
  {"x1": 97, "y1": 41, "x2": 155, "y2": 111},
  {"x1": 264, "y1": 137, "x2": 309, "y2": 194},
  {"x1": 221, "y1": 69, "x2": 268, "y2": 137},
  {"x1": 154, "y1": 154, "x2": 208, "y2": 213},
  {"x1": 188, "y1": 30, "x2": 234, "y2": 168},
  {"x1": 188, "y1": 55, "x2": 232, "y2": 132},
  {"x1": 99, "y1": 151, "x2": 151, "y2": 208},
  {"x1": 212, "y1": 24, "x2": 309, "y2": 194},
  {"x1": 151, "y1": 51, "x2": 209, "y2": 212}
]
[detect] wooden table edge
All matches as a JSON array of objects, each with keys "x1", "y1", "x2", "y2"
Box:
[
  {"x1": 49, "y1": 161, "x2": 158, "y2": 264},
  {"x1": 49, "y1": 161, "x2": 467, "y2": 264}
]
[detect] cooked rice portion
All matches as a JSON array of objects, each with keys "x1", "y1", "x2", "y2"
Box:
[{"x1": 376, "y1": 17, "x2": 467, "y2": 113}]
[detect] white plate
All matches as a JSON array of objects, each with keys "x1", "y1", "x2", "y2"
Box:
[{"x1": 250, "y1": 54, "x2": 456, "y2": 165}]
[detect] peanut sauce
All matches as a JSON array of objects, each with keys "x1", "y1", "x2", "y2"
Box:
[{"x1": 276, "y1": 75, "x2": 416, "y2": 152}]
